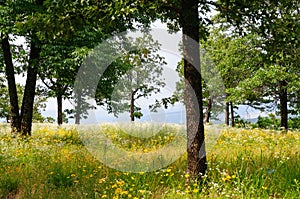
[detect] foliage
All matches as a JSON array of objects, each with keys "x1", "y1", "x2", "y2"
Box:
[
  {"x1": 289, "y1": 117, "x2": 300, "y2": 130},
  {"x1": 0, "y1": 84, "x2": 11, "y2": 122},
  {"x1": 106, "y1": 34, "x2": 166, "y2": 121},
  {"x1": 254, "y1": 114, "x2": 281, "y2": 130},
  {"x1": 44, "y1": 116, "x2": 55, "y2": 123},
  {"x1": 216, "y1": 0, "x2": 300, "y2": 129},
  {"x1": 233, "y1": 116, "x2": 252, "y2": 129},
  {"x1": 250, "y1": 115, "x2": 300, "y2": 131},
  {"x1": 0, "y1": 84, "x2": 47, "y2": 123}
]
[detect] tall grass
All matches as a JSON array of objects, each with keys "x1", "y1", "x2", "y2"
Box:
[{"x1": 0, "y1": 123, "x2": 299, "y2": 198}]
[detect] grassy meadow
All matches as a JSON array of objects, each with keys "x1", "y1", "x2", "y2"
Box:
[{"x1": 0, "y1": 123, "x2": 299, "y2": 198}]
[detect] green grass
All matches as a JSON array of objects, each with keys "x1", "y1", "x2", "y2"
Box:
[{"x1": 0, "y1": 123, "x2": 299, "y2": 198}]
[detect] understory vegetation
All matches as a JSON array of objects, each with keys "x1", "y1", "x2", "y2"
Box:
[
  {"x1": 0, "y1": 123, "x2": 299, "y2": 198},
  {"x1": 235, "y1": 114, "x2": 300, "y2": 131}
]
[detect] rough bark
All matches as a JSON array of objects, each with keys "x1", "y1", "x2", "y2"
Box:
[
  {"x1": 204, "y1": 96, "x2": 213, "y2": 123},
  {"x1": 181, "y1": 0, "x2": 207, "y2": 179},
  {"x1": 1, "y1": 36, "x2": 21, "y2": 133},
  {"x1": 130, "y1": 91, "x2": 135, "y2": 122},
  {"x1": 57, "y1": 94, "x2": 63, "y2": 125},
  {"x1": 20, "y1": 37, "x2": 41, "y2": 136},
  {"x1": 278, "y1": 80, "x2": 288, "y2": 130},
  {"x1": 230, "y1": 101, "x2": 235, "y2": 127},
  {"x1": 225, "y1": 102, "x2": 229, "y2": 125}
]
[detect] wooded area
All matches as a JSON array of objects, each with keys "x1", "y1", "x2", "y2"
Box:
[{"x1": 0, "y1": 0, "x2": 299, "y2": 180}]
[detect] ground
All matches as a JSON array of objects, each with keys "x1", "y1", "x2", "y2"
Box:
[{"x1": 0, "y1": 123, "x2": 299, "y2": 198}]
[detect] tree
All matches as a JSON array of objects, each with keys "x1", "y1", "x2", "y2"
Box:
[
  {"x1": 0, "y1": 0, "x2": 44, "y2": 135},
  {"x1": 1, "y1": 36, "x2": 22, "y2": 132},
  {"x1": 180, "y1": 0, "x2": 208, "y2": 178},
  {"x1": 21, "y1": 34, "x2": 42, "y2": 135},
  {"x1": 0, "y1": 1, "x2": 22, "y2": 132},
  {"x1": 38, "y1": 43, "x2": 86, "y2": 125},
  {"x1": 202, "y1": 28, "x2": 263, "y2": 126},
  {"x1": 216, "y1": 0, "x2": 300, "y2": 130},
  {"x1": 107, "y1": 34, "x2": 166, "y2": 122}
]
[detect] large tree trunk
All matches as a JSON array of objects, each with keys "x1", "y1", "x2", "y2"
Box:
[
  {"x1": 20, "y1": 37, "x2": 41, "y2": 136},
  {"x1": 1, "y1": 36, "x2": 21, "y2": 133},
  {"x1": 278, "y1": 80, "x2": 288, "y2": 130},
  {"x1": 181, "y1": 0, "x2": 206, "y2": 179},
  {"x1": 225, "y1": 102, "x2": 229, "y2": 125},
  {"x1": 230, "y1": 101, "x2": 235, "y2": 127},
  {"x1": 204, "y1": 96, "x2": 212, "y2": 123},
  {"x1": 130, "y1": 91, "x2": 135, "y2": 122},
  {"x1": 57, "y1": 94, "x2": 63, "y2": 125}
]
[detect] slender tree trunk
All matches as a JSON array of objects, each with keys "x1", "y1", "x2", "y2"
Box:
[
  {"x1": 130, "y1": 91, "x2": 135, "y2": 122},
  {"x1": 57, "y1": 94, "x2": 63, "y2": 125},
  {"x1": 75, "y1": 94, "x2": 81, "y2": 124},
  {"x1": 20, "y1": 36, "x2": 41, "y2": 136},
  {"x1": 230, "y1": 101, "x2": 235, "y2": 127},
  {"x1": 181, "y1": 0, "x2": 206, "y2": 179},
  {"x1": 204, "y1": 96, "x2": 213, "y2": 123},
  {"x1": 1, "y1": 36, "x2": 21, "y2": 133},
  {"x1": 225, "y1": 102, "x2": 229, "y2": 125},
  {"x1": 75, "y1": 113, "x2": 80, "y2": 124},
  {"x1": 278, "y1": 80, "x2": 288, "y2": 130}
]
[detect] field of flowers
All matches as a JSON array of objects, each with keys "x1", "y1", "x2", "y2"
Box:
[{"x1": 0, "y1": 123, "x2": 299, "y2": 198}]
